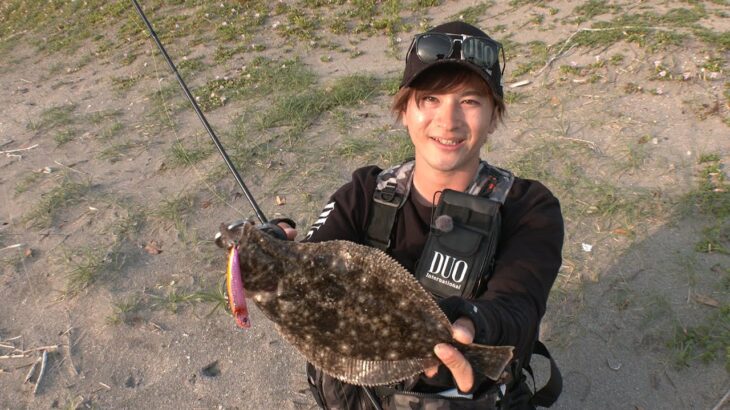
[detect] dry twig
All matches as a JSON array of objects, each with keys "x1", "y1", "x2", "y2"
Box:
[
  {"x1": 24, "y1": 357, "x2": 41, "y2": 383},
  {"x1": 0, "y1": 144, "x2": 39, "y2": 155},
  {"x1": 0, "y1": 244, "x2": 23, "y2": 253},
  {"x1": 54, "y1": 160, "x2": 89, "y2": 175},
  {"x1": 0, "y1": 354, "x2": 26, "y2": 359},
  {"x1": 712, "y1": 388, "x2": 730, "y2": 410},
  {"x1": 33, "y1": 350, "x2": 48, "y2": 395}
]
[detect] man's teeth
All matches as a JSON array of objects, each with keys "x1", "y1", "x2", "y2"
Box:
[{"x1": 433, "y1": 137, "x2": 461, "y2": 146}]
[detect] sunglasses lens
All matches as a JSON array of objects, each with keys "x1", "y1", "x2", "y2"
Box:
[
  {"x1": 462, "y1": 37, "x2": 498, "y2": 68},
  {"x1": 416, "y1": 34, "x2": 453, "y2": 63}
]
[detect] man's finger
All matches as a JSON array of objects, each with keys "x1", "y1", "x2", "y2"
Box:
[
  {"x1": 452, "y1": 317, "x2": 475, "y2": 344},
  {"x1": 434, "y1": 343, "x2": 473, "y2": 393}
]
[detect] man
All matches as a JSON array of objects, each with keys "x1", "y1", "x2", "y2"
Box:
[{"x1": 277, "y1": 21, "x2": 563, "y2": 409}]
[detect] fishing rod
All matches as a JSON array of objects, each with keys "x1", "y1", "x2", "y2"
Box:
[{"x1": 131, "y1": 0, "x2": 268, "y2": 224}]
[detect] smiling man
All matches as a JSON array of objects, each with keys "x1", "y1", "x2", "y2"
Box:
[{"x1": 300, "y1": 21, "x2": 565, "y2": 409}]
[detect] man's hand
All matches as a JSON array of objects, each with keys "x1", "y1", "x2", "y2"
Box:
[
  {"x1": 424, "y1": 317, "x2": 476, "y2": 393},
  {"x1": 215, "y1": 219, "x2": 297, "y2": 248}
]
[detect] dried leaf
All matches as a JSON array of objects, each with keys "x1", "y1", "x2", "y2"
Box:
[
  {"x1": 692, "y1": 293, "x2": 720, "y2": 308},
  {"x1": 276, "y1": 195, "x2": 286, "y2": 206},
  {"x1": 200, "y1": 199, "x2": 212, "y2": 209},
  {"x1": 550, "y1": 96, "x2": 561, "y2": 106},
  {"x1": 144, "y1": 240, "x2": 162, "y2": 255},
  {"x1": 23, "y1": 248, "x2": 33, "y2": 258},
  {"x1": 611, "y1": 228, "x2": 632, "y2": 236}
]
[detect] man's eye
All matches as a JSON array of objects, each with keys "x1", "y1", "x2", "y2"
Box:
[
  {"x1": 462, "y1": 99, "x2": 480, "y2": 105},
  {"x1": 422, "y1": 96, "x2": 438, "y2": 103}
]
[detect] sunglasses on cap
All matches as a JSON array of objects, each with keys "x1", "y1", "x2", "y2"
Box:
[{"x1": 408, "y1": 33, "x2": 505, "y2": 77}]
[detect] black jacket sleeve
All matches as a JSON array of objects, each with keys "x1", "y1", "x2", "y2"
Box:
[
  {"x1": 303, "y1": 166, "x2": 381, "y2": 244},
  {"x1": 471, "y1": 178, "x2": 564, "y2": 359}
]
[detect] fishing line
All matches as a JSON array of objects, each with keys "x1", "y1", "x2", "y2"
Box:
[{"x1": 131, "y1": 0, "x2": 268, "y2": 224}]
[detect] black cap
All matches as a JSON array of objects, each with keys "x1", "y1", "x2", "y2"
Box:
[{"x1": 400, "y1": 21, "x2": 503, "y2": 98}]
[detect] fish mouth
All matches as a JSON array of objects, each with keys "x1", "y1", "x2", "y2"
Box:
[{"x1": 430, "y1": 136, "x2": 465, "y2": 147}]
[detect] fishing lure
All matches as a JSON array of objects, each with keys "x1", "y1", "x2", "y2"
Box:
[{"x1": 226, "y1": 245, "x2": 250, "y2": 328}]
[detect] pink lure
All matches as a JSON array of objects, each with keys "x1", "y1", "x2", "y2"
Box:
[{"x1": 226, "y1": 246, "x2": 251, "y2": 328}]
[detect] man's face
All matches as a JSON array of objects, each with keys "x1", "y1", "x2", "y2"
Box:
[{"x1": 401, "y1": 79, "x2": 497, "y2": 175}]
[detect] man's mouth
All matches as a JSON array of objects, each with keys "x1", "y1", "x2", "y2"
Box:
[{"x1": 430, "y1": 137, "x2": 464, "y2": 146}]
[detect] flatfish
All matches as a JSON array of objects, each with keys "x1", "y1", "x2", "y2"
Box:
[{"x1": 218, "y1": 222, "x2": 514, "y2": 386}]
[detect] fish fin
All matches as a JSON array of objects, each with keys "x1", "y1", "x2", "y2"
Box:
[
  {"x1": 277, "y1": 326, "x2": 434, "y2": 386},
  {"x1": 459, "y1": 343, "x2": 514, "y2": 381}
]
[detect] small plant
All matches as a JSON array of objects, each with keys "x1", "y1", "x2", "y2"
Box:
[
  {"x1": 106, "y1": 295, "x2": 142, "y2": 325},
  {"x1": 27, "y1": 104, "x2": 76, "y2": 131},
  {"x1": 14, "y1": 172, "x2": 43, "y2": 195},
  {"x1": 504, "y1": 91, "x2": 526, "y2": 104},
  {"x1": 572, "y1": 0, "x2": 621, "y2": 23},
  {"x1": 169, "y1": 140, "x2": 211, "y2": 167},
  {"x1": 23, "y1": 177, "x2": 92, "y2": 229},
  {"x1": 111, "y1": 76, "x2": 139, "y2": 93},
  {"x1": 610, "y1": 53, "x2": 625, "y2": 65},
  {"x1": 98, "y1": 142, "x2": 134, "y2": 163},
  {"x1": 63, "y1": 246, "x2": 113, "y2": 296},
  {"x1": 156, "y1": 193, "x2": 195, "y2": 233},
  {"x1": 448, "y1": 3, "x2": 491, "y2": 25},
  {"x1": 699, "y1": 153, "x2": 721, "y2": 163},
  {"x1": 338, "y1": 137, "x2": 379, "y2": 159},
  {"x1": 670, "y1": 305, "x2": 730, "y2": 370},
  {"x1": 54, "y1": 129, "x2": 76, "y2": 146}
]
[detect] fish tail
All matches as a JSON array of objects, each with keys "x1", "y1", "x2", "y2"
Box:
[
  {"x1": 459, "y1": 344, "x2": 514, "y2": 381},
  {"x1": 227, "y1": 246, "x2": 251, "y2": 329}
]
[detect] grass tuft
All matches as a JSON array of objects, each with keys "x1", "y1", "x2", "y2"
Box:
[
  {"x1": 23, "y1": 177, "x2": 92, "y2": 229},
  {"x1": 63, "y1": 247, "x2": 114, "y2": 296},
  {"x1": 670, "y1": 305, "x2": 730, "y2": 371},
  {"x1": 27, "y1": 104, "x2": 76, "y2": 131}
]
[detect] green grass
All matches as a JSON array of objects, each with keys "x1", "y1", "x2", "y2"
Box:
[
  {"x1": 87, "y1": 109, "x2": 123, "y2": 126},
  {"x1": 23, "y1": 177, "x2": 92, "y2": 229},
  {"x1": 169, "y1": 140, "x2": 212, "y2": 167},
  {"x1": 504, "y1": 91, "x2": 527, "y2": 104},
  {"x1": 27, "y1": 104, "x2": 76, "y2": 131},
  {"x1": 151, "y1": 285, "x2": 227, "y2": 314},
  {"x1": 63, "y1": 246, "x2": 113, "y2": 296},
  {"x1": 54, "y1": 129, "x2": 76, "y2": 146},
  {"x1": 569, "y1": 8, "x2": 707, "y2": 50},
  {"x1": 278, "y1": 7, "x2": 321, "y2": 41},
  {"x1": 106, "y1": 295, "x2": 142, "y2": 325},
  {"x1": 193, "y1": 57, "x2": 315, "y2": 112},
  {"x1": 98, "y1": 142, "x2": 134, "y2": 163},
  {"x1": 111, "y1": 76, "x2": 140, "y2": 93},
  {"x1": 572, "y1": 0, "x2": 621, "y2": 22},
  {"x1": 670, "y1": 304, "x2": 730, "y2": 371},
  {"x1": 510, "y1": 41, "x2": 548, "y2": 78},
  {"x1": 448, "y1": 3, "x2": 491, "y2": 25},
  {"x1": 14, "y1": 172, "x2": 43, "y2": 195},
  {"x1": 258, "y1": 74, "x2": 380, "y2": 133},
  {"x1": 155, "y1": 193, "x2": 195, "y2": 234},
  {"x1": 337, "y1": 137, "x2": 379, "y2": 159}
]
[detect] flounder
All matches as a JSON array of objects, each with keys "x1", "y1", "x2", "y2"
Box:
[{"x1": 218, "y1": 222, "x2": 514, "y2": 386}]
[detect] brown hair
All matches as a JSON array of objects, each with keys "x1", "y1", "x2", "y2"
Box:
[{"x1": 392, "y1": 65, "x2": 506, "y2": 123}]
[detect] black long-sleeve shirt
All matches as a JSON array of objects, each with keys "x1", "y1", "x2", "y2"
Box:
[{"x1": 304, "y1": 164, "x2": 564, "y2": 394}]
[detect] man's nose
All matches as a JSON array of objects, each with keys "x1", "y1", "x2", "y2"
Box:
[{"x1": 434, "y1": 100, "x2": 462, "y2": 130}]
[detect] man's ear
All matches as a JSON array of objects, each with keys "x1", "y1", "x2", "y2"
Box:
[
  {"x1": 486, "y1": 109, "x2": 498, "y2": 134},
  {"x1": 400, "y1": 110, "x2": 408, "y2": 127}
]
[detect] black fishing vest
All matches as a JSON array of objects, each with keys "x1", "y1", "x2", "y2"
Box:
[
  {"x1": 362, "y1": 160, "x2": 562, "y2": 408},
  {"x1": 365, "y1": 160, "x2": 514, "y2": 299}
]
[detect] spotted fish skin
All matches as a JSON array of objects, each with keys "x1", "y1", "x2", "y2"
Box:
[{"x1": 218, "y1": 222, "x2": 513, "y2": 386}]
